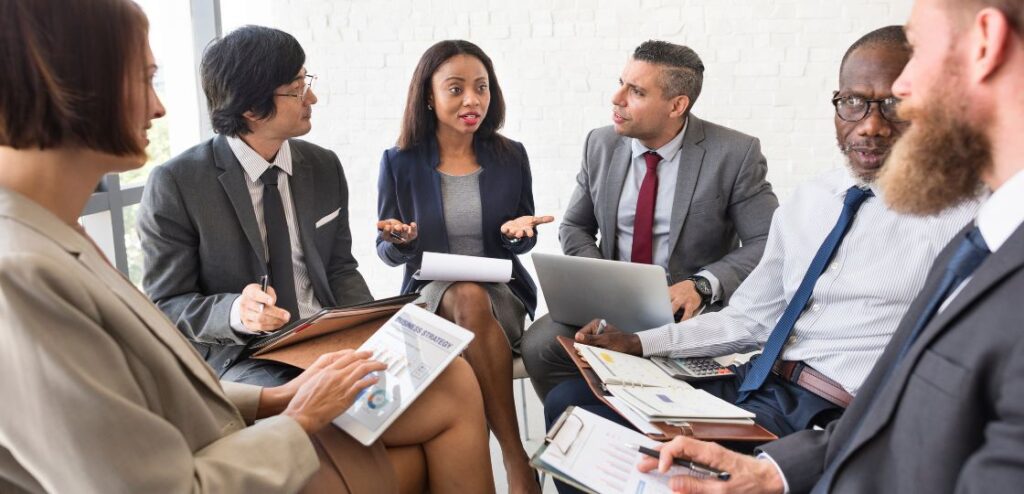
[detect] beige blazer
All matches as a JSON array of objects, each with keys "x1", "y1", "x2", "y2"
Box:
[{"x1": 0, "y1": 187, "x2": 319, "y2": 493}]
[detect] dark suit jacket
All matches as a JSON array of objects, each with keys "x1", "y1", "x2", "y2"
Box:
[
  {"x1": 559, "y1": 116, "x2": 778, "y2": 305},
  {"x1": 760, "y1": 222, "x2": 1024, "y2": 493},
  {"x1": 138, "y1": 135, "x2": 372, "y2": 374},
  {"x1": 376, "y1": 135, "x2": 539, "y2": 317}
]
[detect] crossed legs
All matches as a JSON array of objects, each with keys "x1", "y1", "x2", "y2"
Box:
[{"x1": 382, "y1": 357, "x2": 495, "y2": 493}]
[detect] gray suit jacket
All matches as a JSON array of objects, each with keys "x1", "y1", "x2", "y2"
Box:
[
  {"x1": 559, "y1": 116, "x2": 778, "y2": 303},
  {"x1": 138, "y1": 135, "x2": 372, "y2": 374},
  {"x1": 760, "y1": 222, "x2": 1024, "y2": 493},
  {"x1": 0, "y1": 187, "x2": 318, "y2": 493}
]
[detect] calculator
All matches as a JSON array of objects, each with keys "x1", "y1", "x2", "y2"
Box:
[{"x1": 650, "y1": 356, "x2": 736, "y2": 382}]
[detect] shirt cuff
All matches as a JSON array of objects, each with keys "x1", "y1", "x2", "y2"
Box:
[
  {"x1": 757, "y1": 452, "x2": 791, "y2": 494},
  {"x1": 696, "y1": 269, "x2": 722, "y2": 304},
  {"x1": 229, "y1": 294, "x2": 257, "y2": 335},
  {"x1": 636, "y1": 325, "x2": 674, "y2": 357}
]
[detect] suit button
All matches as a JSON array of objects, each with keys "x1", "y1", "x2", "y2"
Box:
[{"x1": 222, "y1": 361, "x2": 231, "y2": 370}]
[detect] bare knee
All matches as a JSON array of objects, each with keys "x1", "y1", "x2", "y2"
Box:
[
  {"x1": 440, "y1": 282, "x2": 493, "y2": 325},
  {"x1": 436, "y1": 357, "x2": 485, "y2": 413}
]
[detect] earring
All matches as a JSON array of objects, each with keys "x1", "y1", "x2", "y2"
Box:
[{"x1": 427, "y1": 103, "x2": 433, "y2": 110}]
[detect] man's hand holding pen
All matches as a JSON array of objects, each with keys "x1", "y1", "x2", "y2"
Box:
[
  {"x1": 575, "y1": 318, "x2": 643, "y2": 356},
  {"x1": 239, "y1": 282, "x2": 291, "y2": 333},
  {"x1": 377, "y1": 218, "x2": 418, "y2": 245},
  {"x1": 635, "y1": 436, "x2": 784, "y2": 494}
]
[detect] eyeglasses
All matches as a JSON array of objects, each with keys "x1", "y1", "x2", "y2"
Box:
[
  {"x1": 831, "y1": 94, "x2": 904, "y2": 123},
  {"x1": 275, "y1": 74, "x2": 317, "y2": 101}
]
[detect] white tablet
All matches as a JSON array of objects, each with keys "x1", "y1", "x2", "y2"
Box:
[{"x1": 332, "y1": 304, "x2": 474, "y2": 446}]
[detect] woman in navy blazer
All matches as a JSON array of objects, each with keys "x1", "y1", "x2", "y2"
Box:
[{"x1": 376, "y1": 40, "x2": 551, "y2": 493}]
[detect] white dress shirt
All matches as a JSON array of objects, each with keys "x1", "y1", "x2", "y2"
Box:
[
  {"x1": 226, "y1": 136, "x2": 321, "y2": 333},
  {"x1": 637, "y1": 167, "x2": 980, "y2": 395},
  {"x1": 615, "y1": 120, "x2": 722, "y2": 300},
  {"x1": 762, "y1": 169, "x2": 1023, "y2": 494}
]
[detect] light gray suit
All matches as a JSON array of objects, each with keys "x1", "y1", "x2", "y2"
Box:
[
  {"x1": 759, "y1": 223, "x2": 1024, "y2": 493},
  {"x1": 0, "y1": 187, "x2": 318, "y2": 493},
  {"x1": 139, "y1": 135, "x2": 372, "y2": 383},
  {"x1": 522, "y1": 115, "x2": 779, "y2": 398}
]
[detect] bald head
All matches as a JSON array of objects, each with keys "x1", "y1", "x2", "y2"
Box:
[{"x1": 840, "y1": 25, "x2": 910, "y2": 76}]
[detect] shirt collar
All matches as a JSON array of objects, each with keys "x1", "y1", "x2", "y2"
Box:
[
  {"x1": 631, "y1": 117, "x2": 688, "y2": 162},
  {"x1": 226, "y1": 135, "x2": 293, "y2": 183},
  {"x1": 977, "y1": 169, "x2": 1024, "y2": 252}
]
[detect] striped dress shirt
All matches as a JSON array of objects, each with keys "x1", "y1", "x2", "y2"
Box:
[
  {"x1": 637, "y1": 167, "x2": 980, "y2": 395},
  {"x1": 226, "y1": 137, "x2": 321, "y2": 333}
]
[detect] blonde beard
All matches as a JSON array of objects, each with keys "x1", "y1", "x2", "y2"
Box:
[{"x1": 878, "y1": 85, "x2": 990, "y2": 216}]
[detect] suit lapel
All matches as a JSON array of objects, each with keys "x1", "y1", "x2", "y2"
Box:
[
  {"x1": 843, "y1": 223, "x2": 1024, "y2": 459},
  {"x1": 667, "y1": 117, "x2": 707, "y2": 258},
  {"x1": 601, "y1": 137, "x2": 632, "y2": 258},
  {"x1": 288, "y1": 144, "x2": 335, "y2": 307},
  {"x1": 213, "y1": 136, "x2": 267, "y2": 267}
]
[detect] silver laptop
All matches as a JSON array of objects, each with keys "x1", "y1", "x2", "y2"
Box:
[{"x1": 532, "y1": 253, "x2": 674, "y2": 332}]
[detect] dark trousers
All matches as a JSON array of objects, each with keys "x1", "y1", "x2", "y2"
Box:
[
  {"x1": 520, "y1": 314, "x2": 583, "y2": 400},
  {"x1": 221, "y1": 357, "x2": 303, "y2": 387},
  {"x1": 543, "y1": 361, "x2": 844, "y2": 494}
]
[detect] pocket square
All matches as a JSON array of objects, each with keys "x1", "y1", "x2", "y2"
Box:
[{"x1": 315, "y1": 208, "x2": 341, "y2": 228}]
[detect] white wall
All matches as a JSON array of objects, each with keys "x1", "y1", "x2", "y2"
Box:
[{"x1": 220, "y1": 0, "x2": 914, "y2": 301}]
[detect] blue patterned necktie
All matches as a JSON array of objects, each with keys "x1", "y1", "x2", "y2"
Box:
[
  {"x1": 810, "y1": 226, "x2": 990, "y2": 493},
  {"x1": 737, "y1": 186, "x2": 873, "y2": 401}
]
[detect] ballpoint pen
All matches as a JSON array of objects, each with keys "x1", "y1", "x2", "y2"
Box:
[
  {"x1": 257, "y1": 274, "x2": 269, "y2": 313},
  {"x1": 595, "y1": 318, "x2": 608, "y2": 335},
  {"x1": 627, "y1": 443, "x2": 731, "y2": 481}
]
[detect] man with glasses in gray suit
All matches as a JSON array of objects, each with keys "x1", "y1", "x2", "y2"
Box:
[
  {"x1": 139, "y1": 26, "x2": 372, "y2": 386},
  {"x1": 522, "y1": 40, "x2": 779, "y2": 400}
]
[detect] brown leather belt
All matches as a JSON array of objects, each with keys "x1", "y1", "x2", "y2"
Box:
[{"x1": 771, "y1": 360, "x2": 853, "y2": 408}]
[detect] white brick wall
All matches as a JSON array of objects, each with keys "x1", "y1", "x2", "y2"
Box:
[{"x1": 221, "y1": 0, "x2": 913, "y2": 302}]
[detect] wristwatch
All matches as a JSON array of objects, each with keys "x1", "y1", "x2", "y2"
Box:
[{"x1": 686, "y1": 275, "x2": 713, "y2": 308}]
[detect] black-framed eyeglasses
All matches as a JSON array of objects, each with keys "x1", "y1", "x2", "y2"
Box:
[
  {"x1": 275, "y1": 74, "x2": 317, "y2": 101},
  {"x1": 831, "y1": 94, "x2": 904, "y2": 123}
]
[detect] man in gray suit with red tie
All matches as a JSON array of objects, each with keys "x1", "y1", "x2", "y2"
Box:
[
  {"x1": 522, "y1": 40, "x2": 779, "y2": 399},
  {"x1": 138, "y1": 26, "x2": 372, "y2": 386},
  {"x1": 638, "y1": 1, "x2": 1024, "y2": 492}
]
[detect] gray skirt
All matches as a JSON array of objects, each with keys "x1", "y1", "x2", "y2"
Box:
[{"x1": 416, "y1": 281, "x2": 526, "y2": 354}]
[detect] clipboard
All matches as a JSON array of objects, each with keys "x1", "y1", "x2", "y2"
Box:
[
  {"x1": 249, "y1": 294, "x2": 420, "y2": 369},
  {"x1": 530, "y1": 407, "x2": 700, "y2": 494},
  {"x1": 557, "y1": 336, "x2": 776, "y2": 443}
]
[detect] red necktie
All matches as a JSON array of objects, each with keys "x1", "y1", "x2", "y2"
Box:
[{"x1": 631, "y1": 151, "x2": 661, "y2": 264}]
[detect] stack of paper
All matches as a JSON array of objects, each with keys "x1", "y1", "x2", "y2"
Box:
[{"x1": 575, "y1": 343, "x2": 754, "y2": 425}]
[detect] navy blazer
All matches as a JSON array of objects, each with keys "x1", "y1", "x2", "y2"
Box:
[{"x1": 376, "y1": 135, "x2": 538, "y2": 318}]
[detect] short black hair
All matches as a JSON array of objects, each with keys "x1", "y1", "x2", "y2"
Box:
[
  {"x1": 632, "y1": 40, "x2": 705, "y2": 108},
  {"x1": 840, "y1": 26, "x2": 909, "y2": 73},
  {"x1": 201, "y1": 26, "x2": 305, "y2": 136}
]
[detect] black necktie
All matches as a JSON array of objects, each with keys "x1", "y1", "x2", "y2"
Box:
[
  {"x1": 811, "y1": 226, "x2": 990, "y2": 493},
  {"x1": 260, "y1": 166, "x2": 299, "y2": 322}
]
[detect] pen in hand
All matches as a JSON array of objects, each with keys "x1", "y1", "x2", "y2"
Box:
[
  {"x1": 379, "y1": 229, "x2": 405, "y2": 242},
  {"x1": 257, "y1": 274, "x2": 269, "y2": 313},
  {"x1": 595, "y1": 319, "x2": 608, "y2": 336},
  {"x1": 627, "y1": 443, "x2": 731, "y2": 481}
]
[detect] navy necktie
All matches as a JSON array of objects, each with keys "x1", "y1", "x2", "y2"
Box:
[
  {"x1": 810, "y1": 227, "x2": 989, "y2": 493},
  {"x1": 893, "y1": 226, "x2": 989, "y2": 361},
  {"x1": 737, "y1": 186, "x2": 873, "y2": 401},
  {"x1": 261, "y1": 166, "x2": 299, "y2": 323}
]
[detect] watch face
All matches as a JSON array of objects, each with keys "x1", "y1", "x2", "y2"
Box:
[{"x1": 692, "y1": 277, "x2": 711, "y2": 297}]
